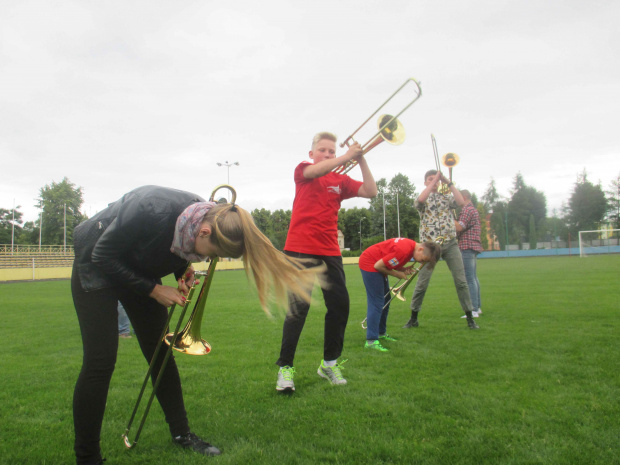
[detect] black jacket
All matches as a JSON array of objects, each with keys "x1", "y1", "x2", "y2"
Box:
[{"x1": 73, "y1": 185, "x2": 205, "y2": 296}]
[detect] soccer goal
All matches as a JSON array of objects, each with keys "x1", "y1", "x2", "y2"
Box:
[{"x1": 578, "y1": 229, "x2": 620, "y2": 257}]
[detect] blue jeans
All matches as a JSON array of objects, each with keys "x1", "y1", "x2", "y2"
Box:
[
  {"x1": 361, "y1": 269, "x2": 390, "y2": 341},
  {"x1": 461, "y1": 249, "x2": 481, "y2": 310},
  {"x1": 117, "y1": 302, "x2": 131, "y2": 335}
]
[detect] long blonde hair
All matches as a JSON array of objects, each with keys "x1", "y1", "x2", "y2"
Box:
[{"x1": 203, "y1": 203, "x2": 322, "y2": 314}]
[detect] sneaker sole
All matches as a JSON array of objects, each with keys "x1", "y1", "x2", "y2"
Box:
[
  {"x1": 317, "y1": 368, "x2": 347, "y2": 385},
  {"x1": 276, "y1": 386, "x2": 295, "y2": 392}
]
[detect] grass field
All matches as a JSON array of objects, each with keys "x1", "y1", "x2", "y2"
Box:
[{"x1": 1, "y1": 255, "x2": 619, "y2": 465}]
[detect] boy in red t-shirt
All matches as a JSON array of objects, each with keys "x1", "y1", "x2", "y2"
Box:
[
  {"x1": 359, "y1": 238, "x2": 440, "y2": 351},
  {"x1": 276, "y1": 131, "x2": 378, "y2": 392}
]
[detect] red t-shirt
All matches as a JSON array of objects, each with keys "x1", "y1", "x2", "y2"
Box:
[
  {"x1": 284, "y1": 161, "x2": 363, "y2": 256},
  {"x1": 358, "y1": 238, "x2": 417, "y2": 273}
]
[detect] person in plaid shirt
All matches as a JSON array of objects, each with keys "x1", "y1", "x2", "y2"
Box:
[
  {"x1": 455, "y1": 189, "x2": 483, "y2": 317},
  {"x1": 402, "y1": 170, "x2": 480, "y2": 330}
]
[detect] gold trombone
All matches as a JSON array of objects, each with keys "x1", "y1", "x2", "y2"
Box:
[
  {"x1": 431, "y1": 134, "x2": 460, "y2": 194},
  {"x1": 334, "y1": 78, "x2": 422, "y2": 175},
  {"x1": 122, "y1": 184, "x2": 236, "y2": 449}
]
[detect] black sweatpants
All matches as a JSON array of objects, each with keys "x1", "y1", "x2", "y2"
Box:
[
  {"x1": 276, "y1": 253, "x2": 350, "y2": 367},
  {"x1": 71, "y1": 266, "x2": 189, "y2": 464}
]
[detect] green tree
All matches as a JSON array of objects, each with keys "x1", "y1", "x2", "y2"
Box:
[
  {"x1": 17, "y1": 221, "x2": 39, "y2": 245},
  {"x1": 0, "y1": 207, "x2": 23, "y2": 244},
  {"x1": 271, "y1": 209, "x2": 291, "y2": 250},
  {"x1": 367, "y1": 178, "x2": 389, "y2": 241},
  {"x1": 529, "y1": 214, "x2": 537, "y2": 250},
  {"x1": 482, "y1": 177, "x2": 501, "y2": 211},
  {"x1": 37, "y1": 177, "x2": 85, "y2": 246},
  {"x1": 477, "y1": 203, "x2": 489, "y2": 250},
  {"x1": 385, "y1": 173, "x2": 419, "y2": 240},
  {"x1": 605, "y1": 172, "x2": 620, "y2": 229},
  {"x1": 490, "y1": 201, "x2": 508, "y2": 251},
  {"x1": 507, "y1": 174, "x2": 546, "y2": 246},
  {"x1": 365, "y1": 173, "x2": 419, "y2": 244},
  {"x1": 565, "y1": 170, "x2": 607, "y2": 236}
]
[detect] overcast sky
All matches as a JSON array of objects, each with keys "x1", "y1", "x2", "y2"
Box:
[{"x1": 2, "y1": 0, "x2": 619, "y2": 225}]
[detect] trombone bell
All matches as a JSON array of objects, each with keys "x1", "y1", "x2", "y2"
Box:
[
  {"x1": 374, "y1": 114, "x2": 405, "y2": 147},
  {"x1": 361, "y1": 114, "x2": 405, "y2": 154},
  {"x1": 165, "y1": 331, "x2": 211, "y2": 355},
  {"x1": 442, "y1": 152, "x2": 459, "y2": 168}
]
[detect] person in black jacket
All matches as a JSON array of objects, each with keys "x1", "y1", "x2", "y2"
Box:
[{"x1": 71, "y1": 185, "x2": 319, "y2": 465}]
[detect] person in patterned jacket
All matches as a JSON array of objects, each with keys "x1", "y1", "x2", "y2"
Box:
[{"x1": 402, "y1": 170, "x2": 480, "y2": 330}]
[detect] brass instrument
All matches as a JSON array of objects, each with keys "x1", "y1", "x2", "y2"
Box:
[
  {"x1": 431, "y1": 134, "x2": 460, "y2": 194},
  {"x1": 382, "y1": 261, "x2": 427, "y2": 309},
  {"x1": 334, "y1": 78, "x2": 422, "y2": 175},
  {"x1": 122, "y1": 184, "x2": 236, "y2": 449}
]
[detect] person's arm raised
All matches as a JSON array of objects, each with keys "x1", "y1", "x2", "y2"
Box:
[{"x1": 303, "y1": 143, "x2": 363, "y2": 179}]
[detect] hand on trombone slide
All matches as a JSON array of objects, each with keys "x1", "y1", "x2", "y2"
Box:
[
  {"x1": 148, "y1": 266, "x2": 200, "y2": 308},
  {"x1": 343, "y1": 142, "x2": 363, "y2": 162},
  {"x1": 149, "y1": 284, "x2": 188, "y2": 308},
  {"x1": 179, "y1": 266, "x2": 200, "y2": 294}
]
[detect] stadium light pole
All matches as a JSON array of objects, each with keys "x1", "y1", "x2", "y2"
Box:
[
  {"x1": 39, "y1": 209, "x2": 43, "y2": 252},
  {"x1": 396, "y1": 192, "x2": 401, "y2": 238},
  {"x1": 382, "y1": 191, "x2": 386, "y2": 241},
  {"x1": 216, "y1": 161, "x2": 239, "y2": 201},
  {"x1": 359, "y1": 217, "x2": 366, "y2": 251},
  {"x1": 11, "y1": 199, "x2": 15, "y2": 255},
  {"x1": 505, "y1": 211, "x2": 509, "y2": 256},
  {"x1": 64, "y1": 203, "x2": 67, "y2": 254},
  {"x1": 216, "y1": 161, "x2": 239, "y2": 185}
]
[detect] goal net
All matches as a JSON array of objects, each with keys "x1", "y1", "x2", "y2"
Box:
[{"x1": 579, "y1": 229, "x2": 620, "y2": 257}]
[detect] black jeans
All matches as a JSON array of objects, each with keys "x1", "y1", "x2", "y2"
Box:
[
  {"x1": 71, "y1": 266, "x2": 189, "y2": 464},
  {"x1": 277, "y1": 253, "x2": 350, "y2": 367}
]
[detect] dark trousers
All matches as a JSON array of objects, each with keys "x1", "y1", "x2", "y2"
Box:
[
  {"x1": 276, "y1": 253, "x2": 350, "y2": 367},
  {"x1": 71, "y1": 266, "x2": 189, "y2": 464}
]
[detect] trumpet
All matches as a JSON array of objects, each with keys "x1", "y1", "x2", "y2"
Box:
[
  {"x1": 334, "y1": 78, "x2": 422, "y2": 175},
  {"x1": 122, "y1": 184, "x2": 236, "y2": 449}
]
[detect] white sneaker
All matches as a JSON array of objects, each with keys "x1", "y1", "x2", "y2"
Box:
[
  {"x1": 461, "y1": 312, "x2": 479, "y2": 318},
  {"x1": 317, "y1": 360, "x2": 347, "y2": 385},
  {"x1": 276, "y1": 366, "x2": 295, "y2": 391}
]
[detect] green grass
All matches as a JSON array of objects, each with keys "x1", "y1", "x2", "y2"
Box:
[{"x1": 1, "y1": 255, "x2": 619, "y2": 464}]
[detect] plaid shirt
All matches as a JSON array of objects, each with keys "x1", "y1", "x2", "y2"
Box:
[
  {"x1": 457, "y1": 201, "x2": 483, "y2": 252},
  {"x1": 416, "y1": 192, "x2": 457, "y2": 242}
]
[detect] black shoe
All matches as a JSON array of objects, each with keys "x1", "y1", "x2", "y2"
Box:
[
  {"x1": 173, "y1": 432, "x2": 221, "y2": 456},
  {"x1": 403, "y1": 318, "x2": 419, "y2": 329},
  {"x1": 466, "y1": 317, "x2": 480, "y2": 330}
]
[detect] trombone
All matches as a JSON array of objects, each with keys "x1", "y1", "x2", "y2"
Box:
[
  {"x1": 431, "y1": 134, "x2": 460, "y2": 194},
  {"x1": 334, "y1": 77, "x2": 422, "y2": 175},
  {"x1": 122, "y1": 184, "x2": 236, "y2": 449}
]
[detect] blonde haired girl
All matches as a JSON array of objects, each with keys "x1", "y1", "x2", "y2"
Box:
[{"x1": 71, "y1": 185, "x2": 321, "y2": 464}]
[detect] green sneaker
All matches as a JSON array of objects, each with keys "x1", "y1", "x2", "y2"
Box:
[
  {"x1": 317, "y1": 359, "x2": 347, "y2": 385},
  {"x1": 364, "y1": 340, "x2": 389, "y2": 352},
  {"x1": 379, "y1": 334, "x2": 398, "y2": 342},
  {"x1": 276, "y1": 366, "x2": 296, "y2": 391}
]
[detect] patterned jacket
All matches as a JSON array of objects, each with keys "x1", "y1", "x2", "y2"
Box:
[{"x1": 416, "y1": 192, "x2": 457, "y2": 242}]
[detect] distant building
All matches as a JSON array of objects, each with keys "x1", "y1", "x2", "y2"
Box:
[
  {"x1": 485, "y1": 213, "x2": 500, "y2": 251},
  {"x1": 338, "y1": 230, "x2": 345, "y2": 250}
]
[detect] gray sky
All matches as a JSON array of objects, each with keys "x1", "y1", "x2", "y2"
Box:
[{"x1": 2, "y1": 0, "x2": 619, "y2": 225}]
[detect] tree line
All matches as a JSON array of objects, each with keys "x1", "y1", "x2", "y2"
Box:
[{"x1": 2, "y1": 171, "x2": 619, "y2": 252}]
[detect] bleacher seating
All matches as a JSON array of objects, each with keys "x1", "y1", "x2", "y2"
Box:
[{"x1": 0, "y1": 246, "x2": 75, "y2": 269}]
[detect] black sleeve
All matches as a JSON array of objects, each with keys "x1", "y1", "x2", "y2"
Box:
[{"x1": 91, "y1": 196, "x2": 159, "y2": 296}]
